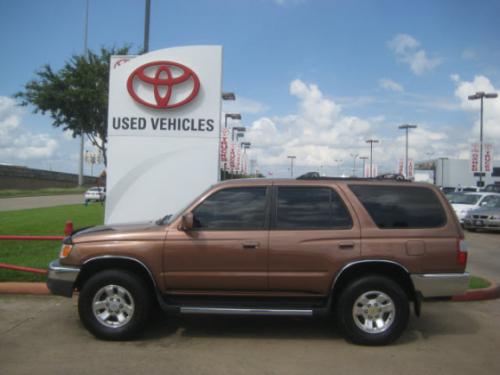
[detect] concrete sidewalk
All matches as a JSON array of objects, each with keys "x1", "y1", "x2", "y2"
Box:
[{"x1": 0, "y1": 194, "x2": 83, "y2": 211}]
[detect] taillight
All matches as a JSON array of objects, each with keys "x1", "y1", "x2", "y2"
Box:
[{"x1": 457, "y1": 238, "x2": 468, "y2": 266}]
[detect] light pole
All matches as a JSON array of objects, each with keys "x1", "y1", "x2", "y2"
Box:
[
  {"x1": 224, "y1": 113, "x2": 241, "y2": 128},
  {"x1": 220, "y1": 93, "x2": 238, "y2": 180},
  {"x1": 287, "y1": 155, "x2": 296, "y2": 178},
  {"x1": 241, "y1": 142, "x2": 251, "y2": 176},
  {"x1": 468, "y1": 91, "x2": 498, "y2": 187},
  {"x1": 366, "y1": 139, "x2": 379, "y2": 177},
  {"x1": 359, "y1": 156, "x2": 368, "y2": 177},
  {"x1": 143, "y1": 0, "x2": 151, "y2": 53},
  {"x1": 350, "y1": 153, "x2": 359, "y2": 177},
  {"x1": 334, "y1": 159, "x2": 343, "y2": 176},
  {"x1": 398, "y1": 124, "x2": 417, "y2": 178},
  {"x1": 78, "y1": 0, "x2": 90, "y2": 187},
  {"x1": 438, "y1": 157, "x2": 448, "y2": 187}
]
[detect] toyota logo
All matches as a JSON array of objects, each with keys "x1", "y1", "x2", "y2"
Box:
[{"x1": 127, "y1": 61, "x2": 200, "y2": 109}]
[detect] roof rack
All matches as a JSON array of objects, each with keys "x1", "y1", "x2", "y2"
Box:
[{"x1": 296, "y1": 171, "x2": 409, "y2": 182}]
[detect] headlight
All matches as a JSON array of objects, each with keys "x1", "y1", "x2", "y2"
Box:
[
  {"x1": 59, "y1": 244, "x2": 73, "y2": 258},
  {"x1": 491, "y1": 215, "x2": 500, "y2": 220}
]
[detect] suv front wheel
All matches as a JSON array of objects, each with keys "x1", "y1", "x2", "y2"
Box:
[
  {"x1": 78, "y1": 269, "x2": 152, "y2": 340},
  {"x1": 336, "y1": 275, "x2": 410, "y2": 346}
]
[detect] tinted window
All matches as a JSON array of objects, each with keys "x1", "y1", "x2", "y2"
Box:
[
  {"x1": 276, "y1": 187, "x2": 352, "y2": 229},
  {"x1": 193, "y1": 187, "x2": 267, "y2": 230},
  {"x1": 349, "y1": 185, "x2": 446, "y2": 228}
]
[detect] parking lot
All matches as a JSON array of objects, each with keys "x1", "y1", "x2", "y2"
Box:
[{"x1": 1, "y1": 231, "x2": 499, "y2": 375}]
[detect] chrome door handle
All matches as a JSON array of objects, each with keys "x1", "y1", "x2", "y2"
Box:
[{"x1": 242, "y1": 241, "x2": 260, "y2": 249}]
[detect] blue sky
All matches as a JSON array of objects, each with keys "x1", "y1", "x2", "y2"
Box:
[{"x1": 1, "y1": 0, "x2": 499, "y2": 177}]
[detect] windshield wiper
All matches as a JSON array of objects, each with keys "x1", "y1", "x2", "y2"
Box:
[{"x1": 156, "y1": 214, "x2": 172, "y2": 225}]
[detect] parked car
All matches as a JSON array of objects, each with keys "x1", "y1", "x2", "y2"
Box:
[
  {"x1": 450, "y1": 192, "x2": 500, "y2": 223},
  {"x1": 456, "y1": 186, "x2": 481, "y2": 192},
  {"x1": 484, "y1": 184, "x2": 500, "y2": 193},
  {"x1": 47, "y1": 177, "x2": 468, "y2": 346},
  {"x1": 463, "y1": 196, "x2": 500, "y2": 231},
  {"x1": 84, "y1": 187, "x2": 106, "y2": 202},
  {"x1": 441, "y1": 186, "x2": 457, "y2": 194}
]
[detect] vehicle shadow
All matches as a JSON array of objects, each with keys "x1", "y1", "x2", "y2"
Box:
[
  {"x1": 142, "y1": 312, "x2": 341, "y2": 341},
  {"x1": 140, "y1": 301, "x2": 480, "y2": 345}
]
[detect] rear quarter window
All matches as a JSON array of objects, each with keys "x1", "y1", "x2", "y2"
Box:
[{"x1": 349, "y1": 185, "x2": 446, "y2": 229}]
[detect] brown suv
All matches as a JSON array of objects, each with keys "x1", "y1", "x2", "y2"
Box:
[{"x1": 47, "y1": 177, "x2": 469, "y2": 345}]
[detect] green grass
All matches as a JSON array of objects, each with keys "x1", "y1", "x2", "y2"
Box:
[
  {"x1": 469, "y1": 275, "x2": 491, "y2": 290},
  {"x1": 0, "y1": 204, "x2": 104, "y2": 282},
  {"x1": 0, "y1": 187, "x2": 88, "y2": 198}
]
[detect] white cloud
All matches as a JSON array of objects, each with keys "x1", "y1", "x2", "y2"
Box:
[
  {"x1": 388, "y1": 34, "x2": 441, "y2": 75},
  {"x1": 452, "y1": 75, "x2": 500, "y2": 141},
  {"x1": 243, "y1": 80, "x2": 482, "y2": 176},
  {"x1": 379, "y1": 78, "x2": 404, "y2": 92},
  {"x1": 0, "y1": 96, "x2": 58, "y2": 162}
]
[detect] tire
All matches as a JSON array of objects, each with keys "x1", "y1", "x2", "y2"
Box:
[
  {"x1": 335, "y1": 275, "x2": 409, "y2": 346},
  {"x1": 466, "y1": 228, "x2": 477, "y2": 232},
  {"x1": 78, "y1": 269, "x2": 152, "y2": 340}
]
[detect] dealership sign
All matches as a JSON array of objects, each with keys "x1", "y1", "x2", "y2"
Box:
[{"x1": 105, "y1": 46, "x2": 223, "y2": 224}]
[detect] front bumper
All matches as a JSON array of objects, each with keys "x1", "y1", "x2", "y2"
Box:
[
  {"x1": 464, "y1": 217, "x2": 500, "y2": 230},
  {"x1": 411, "y1": 273, "x2": 470, "y2": 298},
  {"x1": 46, "y1": 260, "x2": 80, "y2": 297}
]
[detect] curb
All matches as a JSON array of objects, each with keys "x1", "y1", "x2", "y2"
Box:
[
  {"x1": 451, "y1": 282, "x2": 500, "y2": 302},
  {"x1": 0, "y1": 282, "x2": 49, "y2": 295}
]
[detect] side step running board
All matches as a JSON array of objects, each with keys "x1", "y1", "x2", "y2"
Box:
[{"x1": 180, "y1": 307, "x2": 313, "y2": 316}]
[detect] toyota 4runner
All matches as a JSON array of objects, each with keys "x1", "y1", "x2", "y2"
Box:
[{"x1": 47, "y1": 177, "x2": 469, "y2": 345}]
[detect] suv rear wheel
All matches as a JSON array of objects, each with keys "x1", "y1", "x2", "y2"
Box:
[
  {"x1": 78, "y1": 269, "x2": 152, "y2": 340},
  {"x1": 336, "y1": 275, "x2": 409, "y2": 346}
]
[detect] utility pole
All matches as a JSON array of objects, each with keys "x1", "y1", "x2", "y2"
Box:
[
  {"x1": 287, "y1": 155, "x2": 296, "y2": 178},
  {"x1": 398, "y1": 124, "x2": 417, "y2": 178},
  {"x1": 468, "y1": 91, "x2": 498, "y2": 187},
  {"x1": 366, "y1": 139, "x2": 379, "y2": 178}
]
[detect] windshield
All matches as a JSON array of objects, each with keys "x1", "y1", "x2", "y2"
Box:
[{"x1": 451, "y1": 194, "x2": 481, "y2": 205}]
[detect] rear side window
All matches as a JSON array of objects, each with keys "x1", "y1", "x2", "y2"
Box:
[
  {"x1": 275, "y1": 187, "x2": 352, "y2": 229},
  {"x1": 349, "y1": 185, "x2": 446, "y2": 229}
]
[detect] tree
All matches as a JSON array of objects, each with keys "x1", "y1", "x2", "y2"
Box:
[{"x1": 15, "y1": 46, "x2": 132, "y2": 166}]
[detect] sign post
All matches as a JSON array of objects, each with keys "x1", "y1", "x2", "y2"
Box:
[{"x1": 106, "y1": 46, "x2": 223, "y2": 224}]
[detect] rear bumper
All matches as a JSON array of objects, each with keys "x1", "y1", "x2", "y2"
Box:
[
  {"x1": 46, "y1": 260, "x2": 80, "y2": 297},
  {"x1": 411, "y1": 273, "x2": 470, "y2": 298}
]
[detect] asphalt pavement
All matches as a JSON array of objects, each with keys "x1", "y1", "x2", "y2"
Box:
[
  {"x1": 465, "y1": 231, "x2": 500, "y2": 283},
  {"x1": 0, "y1": 194, "x2": 83, "y2": 211},
  {"x1": 0, "y1": 295, "x2": 499, "y2": 375}
]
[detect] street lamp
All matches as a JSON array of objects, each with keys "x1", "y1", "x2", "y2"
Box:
[
  {"x1": 225, "y1": 113, "x2": 241, "y2": 128},
  {"x1": 366, "y1": 139, "x2": 379, "y2": 177},
  {"x1": 222, "y1": 92, "x2": 236, "y2": 101},
  {"x1": 398, "y1": 124, "x2": 417, "y2": 178},
  {"x1": 350, "y1": 153, "x2": 359, "y2": 177},
  {"x1": 438, "y1": 157, "x2": 449, "y2": 187},
  {"x1": 287, "y1": 155, "x2": 296, "y2": 178},
  {"x1": 231, "y1": 126, "x2": 246, "y2": 141},
  {"x1": 334, "y1": 159, "x2": 343, "y2": 176},
  {"x1": 359, "y1": 156, "x2": 368, "y2": 177},
  {"x1": 468, "y1": 91, "x2": 498, "y2": 187}
]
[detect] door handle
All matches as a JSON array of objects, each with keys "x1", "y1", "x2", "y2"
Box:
[
  {"x1": 338, "y1": 242, "x2": 355, "y2": 249},
  {"x1": 242, "y1": 241, "x2": 260, "y2": 249}
]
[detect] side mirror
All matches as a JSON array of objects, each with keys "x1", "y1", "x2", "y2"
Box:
[{"x1": 181, "y1": 212, "x2": 194, "y2": 231}]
